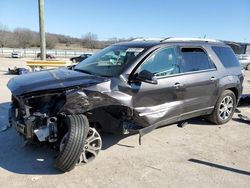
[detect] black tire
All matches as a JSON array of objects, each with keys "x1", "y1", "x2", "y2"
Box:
[
  {"x1": 207, "y1": 90, "x2": 236, "y2": 125},
  {"x1": 54, "y1": 115, "x2": 89, "y2": 172}
]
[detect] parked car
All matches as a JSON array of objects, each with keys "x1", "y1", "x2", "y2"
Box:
[
  {"x1": 237, "y1": 54, "x2": 250, "y2": 70},
  {"x1": 225, "y1": 42, "x2": 250, "y2": 70},
  {"x1": 37, "y1": 53, "x2": 55, "y2": 59},
  {"x1": 11, "y1": 51, "x2": 23, "y2": 58},
  {"x1": 7, "y1": 38, "x2": 243, "y2": 172},
  {"x1": 70, "y1": 53, "x2": 93, "y2": 63}
]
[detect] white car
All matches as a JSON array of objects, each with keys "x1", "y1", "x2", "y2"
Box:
[{"x1": 11, "y1": 51, "x2": 23, "y2": 58}]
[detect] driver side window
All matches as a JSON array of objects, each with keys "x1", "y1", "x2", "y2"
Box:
[{"x1": 139, "y1": 47, "x2": 180, "y2": 77}]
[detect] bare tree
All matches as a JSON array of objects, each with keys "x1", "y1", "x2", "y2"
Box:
[
  {"x1": 14, "y1": 28, "x2": 37, "y2": 48},
  {"x1": 108, "y1": 37, "x2": 119, "y2": 43},
  {"x1": 82, "y1": 32, "x2": 98, "y2": 49},
  {"x1": 46, "y1": 34, "x2": 58, "y2": 49},
  {"x1": 0, "y1": 23, "x2": 9, "y2": 47},
  {"x1": 0, "y1": 24, "x2": 134, "y2": 50}
]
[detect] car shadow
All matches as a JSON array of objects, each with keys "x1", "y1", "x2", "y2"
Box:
[
  {"x1": 0, "y1": 102, "x2": 127, "y2": 175},
  {"x1": 0, "y1": 102, "x2": 62, "y2": 175},
  {"x1": 188, "y1": 158, "x2": 250, "y2": 176},
  {"x1": 0, "y1": 102, "x2": 10, "y2": 132},
  {"x1": 0, "y1": 130, "x2": 126, "y2": 175},
  {"x1": 101, "y1": 133, "x2": 129, "y2": 150},
  {"x1": 179, "y1": 117, "x2": 215, "y2": 127},
  {"x1": 238, "y1": 94, "x2": 250, "y2": 107},
  {"x1": 232, "y1": 113, "x2": 250, "y2": 126}
]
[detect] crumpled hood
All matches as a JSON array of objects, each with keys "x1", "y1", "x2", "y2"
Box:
[{"x1": 7, "y1": 68, "x2": 109, "y2": 96}]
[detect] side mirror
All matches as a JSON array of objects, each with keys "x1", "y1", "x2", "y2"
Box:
[{"x1": 133, "y1": 70, "x2": 158, "y2": 84}]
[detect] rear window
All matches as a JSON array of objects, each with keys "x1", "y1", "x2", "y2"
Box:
[{"x1": 212, "y1": 46, "x2": 240, "y2": 68}]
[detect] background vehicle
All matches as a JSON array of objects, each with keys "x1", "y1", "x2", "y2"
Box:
[
  {"x1": 37, "y1": 53, "x2": 55, "y2": 59},
  {"x1": 225, "y1": 41, "x2": 250, "y2": 70},
  {"x1": 237, "y1": 54, "x2": 250, "y2": 70},
  {"x1": 7, "y1": 38, "x2": 243, "y2": 172},
  {"x1": 11, "y1": 51, "x2": 23, "y2": 58},
  {"x1": 70, "y1": 53, "x2": 92, "y2": 63}
]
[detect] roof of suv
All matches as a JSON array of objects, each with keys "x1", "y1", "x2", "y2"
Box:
[{"x1": 114, "y1": 37, "x2": 226, "y2": 48}]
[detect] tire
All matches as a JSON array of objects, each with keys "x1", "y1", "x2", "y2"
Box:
[
  {"x1": 54, "y1": 115, "x2": 89, "y2": 172},
  {"x1": 207, "y1": 90, "x2": 236, "y2": 125}
]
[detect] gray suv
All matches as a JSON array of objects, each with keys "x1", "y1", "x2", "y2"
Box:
[{"x1": 8, "y1": 38, "x2": 243, "y2": 172}]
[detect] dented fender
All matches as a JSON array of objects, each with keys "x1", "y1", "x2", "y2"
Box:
[{"x1": 61, "y1": 88, "x2": 129, "y2": 114}]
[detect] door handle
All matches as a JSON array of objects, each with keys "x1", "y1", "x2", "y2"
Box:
[
  {"x1": 174, "y1": 82, "x2": 183, "y2": 89},
  {"x1": 210, "y1": 76, "x2": 217, "y2": 81}
]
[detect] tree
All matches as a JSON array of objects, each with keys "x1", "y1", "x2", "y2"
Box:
[
  {"x1": 82, "y1": 32, "x2": 98, "y2": 49},
  {"x1": 0, "y1": 23, "x2": 9, "y2": 47},
  {"x1": 46, "y1": 34, "x2": 58, "y2": 49},
  {"x1": 14, "y1": 28, "x2": 37, "y2": 48}
]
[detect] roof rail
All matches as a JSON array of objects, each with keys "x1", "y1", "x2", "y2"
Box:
[
  {"x1": 132, "y1": 38, "x2": 164, "y2": 42},
  {"x1": 161, "y1": 37, "x2": 220, "y2": 43},
  {"x1": 132, "y1": 37, "x2": 222, "y2": 43}
]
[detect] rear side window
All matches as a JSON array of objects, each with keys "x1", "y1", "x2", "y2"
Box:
[
  {"x1": 180, "y1": 48, "x2": 214, "y2": 73},
  {"x1": 212, "y1": 46, "x2": 240, "y2": 67}
]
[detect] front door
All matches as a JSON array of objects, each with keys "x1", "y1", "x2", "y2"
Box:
[{"x1": 126, "y1": 46, "x2": 185, "y2": 125}]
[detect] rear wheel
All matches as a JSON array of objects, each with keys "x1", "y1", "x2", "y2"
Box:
[{"x1": 207, "y1": 90, "x2": 236, "y2": 125}]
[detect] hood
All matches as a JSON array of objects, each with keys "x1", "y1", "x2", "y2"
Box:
[{"x1": 7, "y1": 68, "x2": 109, "y2": 96}]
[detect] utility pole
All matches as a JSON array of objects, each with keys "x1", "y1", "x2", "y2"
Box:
[{"x1": 38, "y1": 0, "x2": 46, "y2": 60}]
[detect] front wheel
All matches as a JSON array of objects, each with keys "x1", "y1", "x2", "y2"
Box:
[
  {"x1": 77, "y1": 127, "x2": 102, "y2": 165},
  {"x1": 54, "y1": 115, "x2": 102, "y2": 172},
  {"x1": 207, "y1": 90, "x2": 236, "y2": 125}
]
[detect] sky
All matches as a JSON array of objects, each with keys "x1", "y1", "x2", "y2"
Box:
[{"x1": 0, "y1": 0, "x2": 249, "y2": 42}]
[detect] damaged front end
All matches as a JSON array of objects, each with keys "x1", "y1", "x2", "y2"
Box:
[
  {"x1": 9, "y1": 86, "x2": 144, "y2": 143},
  {"x1": 9, "y1": 90, "x2": 65, "y2": 142}
]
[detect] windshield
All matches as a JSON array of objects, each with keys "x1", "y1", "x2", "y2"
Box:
[{"x1": 74, "y1": 45, "x2": 145, "y2": 77}]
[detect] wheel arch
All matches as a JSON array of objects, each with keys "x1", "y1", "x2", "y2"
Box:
[{"x1": 226, "y1": 87, "x2": 239, "y2": 101}]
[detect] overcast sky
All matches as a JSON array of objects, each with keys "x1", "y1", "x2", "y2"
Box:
[{"x1": 0, "y1": 0, "x2": 249, "y2": 42}]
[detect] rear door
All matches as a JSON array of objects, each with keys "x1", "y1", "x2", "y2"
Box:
[{"x1": 177, "y1": 46, "x2": 219, "y2": 119}]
